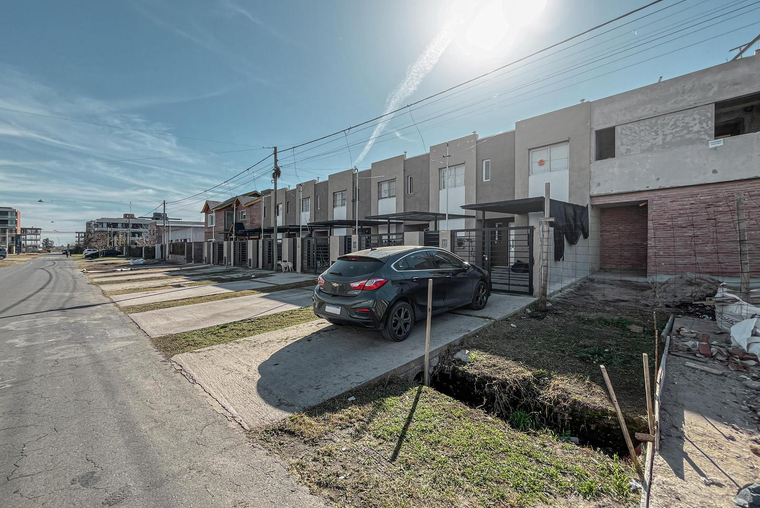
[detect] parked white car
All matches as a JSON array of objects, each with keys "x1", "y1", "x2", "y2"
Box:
[{"x1": 82, "y1": 249, "x2": 98, "y2": 257}]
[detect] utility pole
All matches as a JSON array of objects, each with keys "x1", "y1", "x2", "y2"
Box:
[
  {"x1": 272, "y1": 147, "x2": 281, "y2": 270},
  {"x1": 354, "y1": 167, "x2": 359, "y2": 235},
  {"x1": 127, "y1": 201, "x2": 132, "y2": 255},
  {"x1": 737, "y1": 195, "x2": 751, "y2": 302},
  {"x1": 232, "y1": 198, "x2": 237, "y2": 267},
  {"x1": 162, "y1": 200, "x2": 167, "y2": 260},
  {"x1": 443, "y1": 142, "x2": 450, "y2": 228},
  {"x1": 539, "y1": 183, "x2": 551, "y2": 310},
  {"x1": 730, "y1": 33, "x2": 760, "y2": 61},
  {"x1": 298, "y1": 183, "x2": 304, "y2": 238}
]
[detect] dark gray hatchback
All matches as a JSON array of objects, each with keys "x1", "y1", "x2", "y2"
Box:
[{"x1": 312, "y1": 246, "x2": 490, "y2": 341}]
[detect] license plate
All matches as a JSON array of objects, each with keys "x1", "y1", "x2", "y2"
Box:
[{"x1": 325, "y1": 304, "x2": 341, "y2": 316}]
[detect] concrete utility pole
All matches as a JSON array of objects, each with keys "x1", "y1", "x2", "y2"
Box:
[
  {"x1": 539, "y1": 182, "x2": 551, "y2": 310},
  {"x1": 354, "y1": 167, "x2": 359, "y2": 235},
  {"x1": 162, "y1": 200, "x2": 167, "y2": 260},
  {"x1": 444, "y1": 142, "x2": 450, "y2": 227},
  {"x1": 232, "y1": 198, "x2": 237, "y2": 267},
  {"x1": 737, "y1": 195, "x2": 751, "y2": 302},
  {"x1": 127, "y1": 201, "x2": 132, "y2": 254},
  {"x1": 298, "y1": 183, "x2": 304, "y2": 238},
  {"x1": 272, "y1": 147, "x2": 281, "y2": 270}
]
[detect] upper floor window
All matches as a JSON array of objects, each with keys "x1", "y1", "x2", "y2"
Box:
[
  {"x1": 263, "y1": 206, "x2": 267, "y2": 217},
  {"x1": 333, "y1": 190, "x2": 346, "y2": 208},
  {"x1": 302, "y1": 197, "x2": 310, "y2": 213},
  {"x1": 715, "y1": 92, "x2": 760, "y2": 139},
  {"x1": 482, "y1": 159, "x2": 491, "y2": 182},
  {"x1": 239, "y1": 209, "x2": 246, "y2": 221},
  {"x1": 440, "y1": 165, "x2": 465, "y2": 190},
  {"x1": 530, "y1": 142, "x2": 568, "y2": 175},
  {"x1": 207, "y1": 214, "x2": 215, "y2": 227},
  {"x1": 407, "y1": 176, "x2": 413, "y2": 194},
  {"x1": 378, "y1": 179, "x2": 396, "y2": 199},
  {"x1": 595, "y1": 128, "x2": 615, "y2": 160},
  {"x1": 276, "y1": 204, "x2": 282, "y2": 217},
  {"x1": 317, "y1": 195, "x2": 321, "y2": 210},
  {"x1": 286, "y1": 201, "x2": 290, "y2": 214}
]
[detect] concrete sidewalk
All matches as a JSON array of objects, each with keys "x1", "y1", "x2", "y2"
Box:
[
  {"x1": 172, "y1": 294, "x2": 533, "y2": 429},
  {"x1": 131, "y1": 287, "x2": 315, "y2": 337},
  {"x1": 90, "y1": 265, "x2": 230, "y2": 282},
  {"x1": 112, "y1": 280, "x2": 278, "y2": 307}
]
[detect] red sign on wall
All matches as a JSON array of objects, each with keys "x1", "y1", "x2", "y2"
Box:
[{"x1": 537, "y1": 159, "x2": 546, "y2": 167}]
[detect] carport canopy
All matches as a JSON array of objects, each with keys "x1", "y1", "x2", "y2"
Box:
[
  {"x1": 460, "y1": 197, "x2": 547, "y2": 215},
  {"x1": 307, "y1": 219, "x2": 403, "y2": 235},
  {"x1": 364, "y1": 211, "x2": 472, "y2": 230}
]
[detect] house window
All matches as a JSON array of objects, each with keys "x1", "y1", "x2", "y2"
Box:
[
  {"x1": 301, "y1": 197, "x2": 310, "y2": 213},
  {"x1": 286, "y1": 201, "x2": 290, "y2": 214},
  {"x1": 207, "y1": 214, "x2": 215, "y2": 227},
  {"x1": 317, "y1": 195, "x2": 321, "y2": 210},
  {"x1": 239, "y1": 209, "x2": 246, "y2": 221},
  {"x1": 224, "y1": 211, "x2": 233, "y2": 229},
  {"x1": 440, "y1": 165, "x2": 465, "y2": 190},
  {"x1": 333, "y1": 190, "x2": 346, "y2": 208},
  {"x1": 715, "y1": 92, "x2": 760, "y2": 139},
  {"x1": 407, "y1": 176, "x2": 413, "y2": 194},
  {"x1": 378, "y1": 179, "x2": 396, "y2": 199},
  {"x1": 595, "y1": 128, "x2": 615, "y2": 160},
  {"x1": 263, "y1": 206, "x2": 266, "y2": 217},
  {"x1": 276, "y1": 204, "x2": 282, "y2": 217},
  {"x1": 530, "y1": 142, "x2": 569, "y2": 175},
  {"x1": 482, "y1": 159, "x2": 491, "y2": 182}
]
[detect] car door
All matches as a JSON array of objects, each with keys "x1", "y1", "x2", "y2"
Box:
[
  {"x1": 393, "y1": 250, "x2": 445, "y2": 318},
  {"x1": 430, "y1": 250, "x2": 474, "y2": 308}
]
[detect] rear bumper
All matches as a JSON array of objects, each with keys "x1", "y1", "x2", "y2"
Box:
[{"x1": 312, "y1": 288, "x2": 385, "y2": 329}]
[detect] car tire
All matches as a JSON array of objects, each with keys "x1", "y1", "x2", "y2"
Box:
[
  {"x1": 469, "y1": 280, "x2": 489, "y2": 310},
  {"x1": 381, "y1": 301, "x2": 414, "y2": 342}
]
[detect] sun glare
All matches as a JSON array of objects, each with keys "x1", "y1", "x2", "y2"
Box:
[{"x1": 464, "y1": 0, "x2": 548, "y2": 52}]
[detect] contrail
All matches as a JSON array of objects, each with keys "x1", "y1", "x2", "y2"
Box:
[{"x1": 355, "y1": 12, "x2": 461, "y2": 165}]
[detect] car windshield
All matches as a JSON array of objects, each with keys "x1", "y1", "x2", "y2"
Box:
[{"x1": 327, "y1": 257, "x2": 383, "y2": 278}]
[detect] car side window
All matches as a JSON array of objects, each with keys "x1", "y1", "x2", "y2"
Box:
[
  {"x1": 396, "y1": 251, "x2": 433, "y2": 271},
  {"x1": 431, "y1": 251, "x2": 464, "y2": 269}
]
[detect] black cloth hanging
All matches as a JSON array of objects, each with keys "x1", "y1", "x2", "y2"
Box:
[{"x1": 549, "y1": 201, "x2": 589, "y2": 261}]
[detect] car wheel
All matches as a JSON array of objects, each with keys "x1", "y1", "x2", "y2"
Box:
[
  {"x1": 381, "y1": 301, "x2": 414, "y2": 342},
  {"x1": 469, "y1": 280, "x2": 489, "y2": 310}
]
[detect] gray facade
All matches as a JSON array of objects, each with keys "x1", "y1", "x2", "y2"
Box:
[
  {"x1": 313, "y1": 181, "x2": 329, "y2": 222},
  {"x1": 402, "y1": 153, "x2": 430, "y2": 213},
  {"x1": 476, "y1": 131, "x2": 515, "y2": 223}
]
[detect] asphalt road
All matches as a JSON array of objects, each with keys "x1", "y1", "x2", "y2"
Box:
[{"x1": 0, "y1": 256, "x2": 325, "y2": 508}]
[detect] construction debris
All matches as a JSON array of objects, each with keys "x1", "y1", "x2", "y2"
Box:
[
  {"x1": 653, "y1": 273, "x2": 721, "y2": 307},
  {"x1": 685, "y1": 362, "x2": 724, "y2": 376}
]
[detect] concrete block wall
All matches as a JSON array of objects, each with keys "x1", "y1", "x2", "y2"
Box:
[{"x1": 591, "y1": 178, "x2": 760, "y2": 277}]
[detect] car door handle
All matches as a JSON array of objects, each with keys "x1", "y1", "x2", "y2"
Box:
[{"x1": 411, "y1": 276, "x2": 420, "y2": 281}]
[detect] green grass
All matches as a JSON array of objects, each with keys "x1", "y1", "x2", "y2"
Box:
[
  {"x1": 151, "y1": 306, "x2": 319, "y2": 357},
  {"x1": 254, "y1": 379, "x2": 635, "y2": 508},
  {"x1": 123, "y1": 280, "x2": 316, "y2": 314}
]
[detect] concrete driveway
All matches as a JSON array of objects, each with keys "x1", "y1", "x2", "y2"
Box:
[
  {"x1": 131, "y1": 287, "x2": 315, "y2": 337},
  {"x1": 172, "y1": 294, "x2": 534, "y2": 429}
]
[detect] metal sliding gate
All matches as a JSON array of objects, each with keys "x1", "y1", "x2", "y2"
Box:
[
  {"x1": 359, "y1": 233, "x2": 404, "y2": 250},
  {"x1": 302, "y1": 237, "x2": 330, "y2": 274},
  {"x1": 261, "y1": 239, "x2": 274, "y2": 270},
  {"x1": 423, "y1": 230, "x2": 439, "y2": 247},
  {"x1": 450, "y1": 226, "x2": 534, "y2": 294},
  {"x1": 235, "y1": 241, "x2": 247, "y2": 267}
]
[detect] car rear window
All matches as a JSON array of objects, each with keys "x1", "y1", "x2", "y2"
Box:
[{"x1": 328, "y1": 257, "x2": 383, "y2": 278}]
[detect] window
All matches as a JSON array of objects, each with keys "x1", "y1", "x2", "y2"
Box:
[
  {"x1": 715, "y1": 92, "x2": 760, "y2": 139},
  {"x1": 431, "y1": 250, "x2": 464, "y2": 269},
  {"x1": 301, "y1": 197, "x2": 310, "y2": 213},
  {"x1": 482, "y1": 159, "x2": 491, "y2": 182},
  {"x1": 530, "y1": 142, "x2": 569, "y2": 175},
  {"x1": 595, "y1": 128, "x2": 615, "y2": 160},
  {"x1": 224, "y1": 211, "x2": 233, "y2": 229},
  {"x1": 317, "y1": 195, "x2": 321, "y2": 210},
  {"x1": 276, "y1": 204, "x2": 282, "y2": 217},
  {"x1": 286, "y1": 201, "x2": 290, "y2": 214},
  {"x1": 207, "y1": 214, "x2": 215, "y2": 227},
  {"x1": 239, "y1": 209, "x2": 246, "y2": 221},
  {"x1": 378, "y1": 179, "x2": 396, "y2": 199},
  {"x1": 333, "y1": 190, "x2": 346, "y2": 208},
  {"x1": 440, "y1": 165, "x2": 465, "y2": 189},
  {"x1": 407, "y1": 176, "x2": 413, "y2": 194},
  {"x1": 263, "y1": 206, "x2": 267, "y2": 217},
  {"x1": 394, "y1": 251, "x2": 433, "y2": 271}
]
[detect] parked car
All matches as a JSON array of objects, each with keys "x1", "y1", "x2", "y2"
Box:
[
  {"x1": 313, "y1": 246, "x2": 490, "y2": 341},
  {"x1": 82, "y1": 248, "x2": 98, "y2": 257},
  {"x1": 84, "y1": 249, "x2": 121, "y2": 259},
  {"x1": 0, "y1": 247, "x2": 6, "y2": 260}
]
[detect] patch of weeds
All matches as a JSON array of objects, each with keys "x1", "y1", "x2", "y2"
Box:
[
  {"x1": 577, "y1": 345, "x2": 626, "y2": 367},
  {"x1": 508, "y1": 410, "x2": 534, "y2": 430},
  {"x1": 576, "y1": 316, "x2": 633, "y2": 330},
  {"x1": 151, "y1": 306, "x2": 319, "y2": 357}
]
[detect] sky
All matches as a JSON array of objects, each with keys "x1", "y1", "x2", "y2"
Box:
[{"x1": 1, "y1": 0, "x2": 758, "y2": 244}]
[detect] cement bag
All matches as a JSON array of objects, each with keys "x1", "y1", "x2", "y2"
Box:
[
  {"x1": 730, "y1": 318, "x2": 760, "y2": 357},
  {"x1": 714, "y1": 286, "x2": 760, "y2": 332}
]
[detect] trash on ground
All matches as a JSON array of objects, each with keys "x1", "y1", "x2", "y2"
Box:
[{"x1": 129, "y1": 259, "x2": 145, "y2": 265}]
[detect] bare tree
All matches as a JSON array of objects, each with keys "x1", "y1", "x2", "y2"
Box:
[{"x1": 137, "y1": 222, "x2": 159, "y2": 247}]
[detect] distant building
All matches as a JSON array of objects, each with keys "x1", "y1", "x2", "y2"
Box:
[
  {"x1": 20, "y1": 227, "x2": 42, "y2": 253},
  {"x1": 157, "y1": 220, "x2": 205, "y2": 243},
  {"x1": 0, "y1": 206, "x2": 20, "y2": 254},
  {"x1": 75, "y1": 231, "x2": 85, "y2": 246},
  {"x1": 85, "y1": 213, "x2": 152, "y2": 246}
]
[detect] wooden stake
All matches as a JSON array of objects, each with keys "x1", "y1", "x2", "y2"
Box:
[
  {"x1": 737, "y1": 195, "x2": 751, "y2": 302},
  {"x1": 643, "y1": 353, "x2": 654, "y2": 435},
  {"x1": 600, "y1": 365, "x2": 643, "y2": 478},
  {"x1": 653, "y1": 311, "x2": 659, "y2": 375},
  {"x1": 424, "y1": 278, "x2": 433, "y2": 386}
]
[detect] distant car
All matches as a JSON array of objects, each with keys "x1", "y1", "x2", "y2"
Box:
[
  {"x1": 82, "y1": 249, "x2": 98, "y2": 257},
  {"x1": 0, "y1": 247, "x2": 6, "y2": 260},
  {"x1": 61, "y1": 250, "x2": 68, "y2": 255},
  {"x1": 84, "y1": 249, "x2": 121, "y2": 259},
  {"x1": 312, "y1": 246, "x2": 490, "y2": 342}
]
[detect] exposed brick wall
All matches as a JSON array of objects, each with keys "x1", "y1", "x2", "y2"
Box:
[
  {"x1": 600, "y1": 206, "x2": 648, "y2": 270},
  {"x1": 204, "y1": 199, "x2": 264, "y2": 241},
  {"x1": 592, "y1": 178, "x2": 760, "y2": 277}
]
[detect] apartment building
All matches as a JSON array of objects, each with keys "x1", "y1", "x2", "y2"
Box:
[
  {"x1": 85, "y1": 214, "x2": 152, "y2": 246},
  {"x1": 20, "y1": 227, "x2": 42, "y2": 253},
  {"x1": 0, "y1": 206, "x2": 20, "y2": 253}
]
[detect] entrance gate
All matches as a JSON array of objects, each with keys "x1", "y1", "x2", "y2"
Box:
[
  {"x1": 301, "y1": 237, "x2": 330, "y2": 274},
  {"x1": 261, "y1": 239, "x2": 274, "y2": 270},
  {"x1": 450, "y1": 226, "x2": 534, "y2": 294},
  {"x1": 235, "y1": 241, "x2": 247, "y2": 267}
]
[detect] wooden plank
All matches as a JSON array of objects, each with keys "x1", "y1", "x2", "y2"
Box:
[
  {"x1": 600, "y1": 365, "x2": 643, "y2": 478},
  {"x1": 643, "y1": 353, "x2": 654, "y2": 435}
]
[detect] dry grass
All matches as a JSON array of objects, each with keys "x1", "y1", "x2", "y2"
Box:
[
  {"x1": 254, "y1": 379, "x2": 636, "y2": 508},
  {"x1": 123, "y1": 280, "x2": 316, "y2": 314}
]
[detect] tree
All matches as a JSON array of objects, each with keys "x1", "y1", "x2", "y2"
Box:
[
  {"x1": 137, "y1": 222, "x2": 159, "y2": 247},
  {"x1": 84, "y1": 232, "x2": 109, "y2": 250},
  {"x1": 41, "y1": 238, "x2": 54, "y2": 250}
]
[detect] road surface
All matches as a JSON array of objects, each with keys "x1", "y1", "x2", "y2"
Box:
[{"x1": 0, "y1": 256, "x2": 324, "y2": 508}]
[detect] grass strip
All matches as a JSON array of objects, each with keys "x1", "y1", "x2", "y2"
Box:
[
  {"x1": 93, "y1": 272, "x2": 262, "y2": 286},
  {"x1": 253, "y1": 378, "x2": 635, "y2": 508},
  {"x1": 152, "y1": 306, "x2": 319, "y2": 357},
  {"x1": 124, "y1": 280, "x2": 316, "y2": 314},
  {"x1": 103, "y1": 280, "x2": 216, "y2": 296}
]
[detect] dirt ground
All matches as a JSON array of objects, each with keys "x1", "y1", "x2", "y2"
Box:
[{"x1": 649, "y1": 316, "x2": 760, "y2": 507}]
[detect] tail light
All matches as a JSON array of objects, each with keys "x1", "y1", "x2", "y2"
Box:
[
  {"x1": 349, "y1": 278, "x2": 388, "y2": 291},
  {"x1": 317, "y1": 273, "x2": 326, "y2": 286}
]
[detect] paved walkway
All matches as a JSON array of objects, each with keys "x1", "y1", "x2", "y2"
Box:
[
  {"x1": 172, "y1": 294, "x2": 534, "y2": 429},
  {"x1": 131, "y1": 287, "x2": 315, "y2": 337},
  {"x1": 112, "y1": 280, "x2": 277, "y2": 307}
]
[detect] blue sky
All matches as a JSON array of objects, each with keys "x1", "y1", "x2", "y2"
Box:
[{"x1": 1, "y1": 0, "x2": 758, "y2": 244}]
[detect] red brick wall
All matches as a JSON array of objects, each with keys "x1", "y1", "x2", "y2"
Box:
[
  {"x1": 600, "y1": 206, "x2": 648, "y2": 271},
  {"x1": 204, "y1": 200, "x2": 264, "y2": 241},
  {"x1": 592, "y1": 178, "x2": 760, "y2": 277}
]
